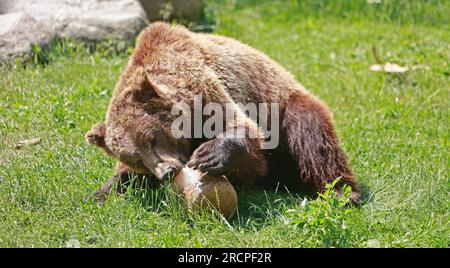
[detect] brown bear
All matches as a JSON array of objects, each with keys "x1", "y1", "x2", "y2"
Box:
[{"x1": 85, "y1": 22, "x2": 361, "y2": 204}]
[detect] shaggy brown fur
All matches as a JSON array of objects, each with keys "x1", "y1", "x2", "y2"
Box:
[{"x1": 85, "y1": 22, "x2": 360, "y2": 204}]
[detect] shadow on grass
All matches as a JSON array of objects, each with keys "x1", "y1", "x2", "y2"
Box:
[
  {"x1": 358, "y1": 182, "x2": 372, "y2": 204},
  {"x1": 98, "y1": 174, "x2": 370, "y2": 230},
  {"x1": 231, "y1": 187, "x2": 301, "y2": 230}
]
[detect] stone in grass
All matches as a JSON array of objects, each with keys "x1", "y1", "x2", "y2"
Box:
[{"x1": 173, "y1": 167, "x2": 238, "y2": 220}]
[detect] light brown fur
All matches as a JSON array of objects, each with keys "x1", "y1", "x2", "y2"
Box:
[{"x1": 86, "y1": 22, "x2": 360, "y2": 204}]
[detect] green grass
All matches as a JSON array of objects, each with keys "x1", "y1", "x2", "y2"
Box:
[{"x1": 0, "y1": 0, "x2": 449, "y2": 247}]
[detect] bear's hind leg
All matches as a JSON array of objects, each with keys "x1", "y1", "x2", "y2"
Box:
[{"x1": 282, "y1": 91, "x2": 360, "y2": 204}]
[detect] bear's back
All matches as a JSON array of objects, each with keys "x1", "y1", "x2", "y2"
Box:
[
  {"x1": 121, "y1": 22, "x2": 306, "y2": 105},
  {"x1": 195, "y1": 33, "x2": 304, "y2": 104}
]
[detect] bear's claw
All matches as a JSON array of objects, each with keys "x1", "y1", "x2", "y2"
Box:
[
  {"x1": 85, "y1": 123, "x2": 106, "y2": 146},
  {"x1": 188, "y1": 137, "x2": 246, "y2": 176}
]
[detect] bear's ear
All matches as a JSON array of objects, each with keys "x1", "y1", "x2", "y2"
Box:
[
  {"x1": 124, "y1": 75, "x2": 169, "y2": 103},
  {"x1": 143, "y1": 74, "x2": 170, "y2": 99}
]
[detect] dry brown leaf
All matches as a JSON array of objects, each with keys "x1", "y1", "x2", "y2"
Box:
[
  {"x1": 15, "y1": 137, "x2": 41, "y2": 149},
  {"x1": 370, "y1": 45, "x2": 408, "y2": 73},
  {"x1": 369, "y1": 63, "x2": 409, "y2": 73}
]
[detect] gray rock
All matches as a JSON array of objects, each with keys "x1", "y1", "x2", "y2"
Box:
[
  {"x1": 0, "y1": 12, "x2": 56, "y2": 61},
  {"x1": 1, "y1": 0, "x2": 148, "y2": 40},
  {"x1": 0, "y1": 0, "x2": 148, "y2": 61},
  {"x1": 59, "y1": 1, "x2": 148, "y2": 40}
]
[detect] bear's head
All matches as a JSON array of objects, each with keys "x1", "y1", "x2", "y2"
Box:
[{"x1": 86, "y1": 67, "x2": 191, "y2": 181}]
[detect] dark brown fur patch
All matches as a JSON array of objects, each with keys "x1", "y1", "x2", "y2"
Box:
[{"x1": 282, "y1": 92, "x2": 360, "y2": 203}]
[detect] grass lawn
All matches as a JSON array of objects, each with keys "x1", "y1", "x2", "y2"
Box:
[{"x1": 0, "y1": 1, "x2": 448, "y2": 247}]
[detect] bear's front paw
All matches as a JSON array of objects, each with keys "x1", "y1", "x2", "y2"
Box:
[
  {"x1": 187, "y1": 138, "x2": 246, "y2": 176},
  {"x1": 85, "y1": 123, "x2": 106, "y2": 147}
]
